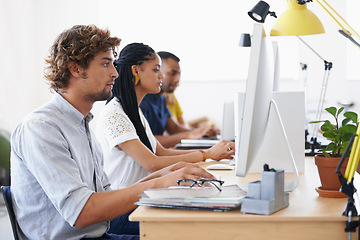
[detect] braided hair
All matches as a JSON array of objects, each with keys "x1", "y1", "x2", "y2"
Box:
[{"x1": 110, "y1": 43, "x2": 155, "y2": 152}]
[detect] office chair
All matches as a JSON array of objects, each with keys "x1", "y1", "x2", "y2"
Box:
[
  {"x1": 1, "y1": 186, "x2": 19, "y2": 240},
  {"x1": 0, "y1": 130, "x2": 11, "y2": 185}
]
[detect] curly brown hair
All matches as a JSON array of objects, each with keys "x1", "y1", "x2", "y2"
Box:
[{"x1": 44, "y1": 24, "x2": 121, "y2": 91}]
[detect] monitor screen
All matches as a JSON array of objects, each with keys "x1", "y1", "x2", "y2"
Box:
[
  {"x1": 221, "y1": 100, "x2": 235, "y2": 141},
  {"x1": 235, "y1": 23, "x2": 274, "y2": 177},
  {"x1": 234, "y1": 23, "x2": 302, "y2": 191}
]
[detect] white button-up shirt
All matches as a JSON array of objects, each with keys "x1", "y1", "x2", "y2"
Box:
[{"x1": 11, "y1": 92, "x2": 110, "y2": 240}]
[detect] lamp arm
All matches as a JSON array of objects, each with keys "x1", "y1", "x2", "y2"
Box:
[
  {"x1": 268, "y1": 11, "x2": 277, "y2": 18},
  {"x1": 314, "y1": 0, "x2": 360, "y2": 49},
  {"x1": 296, "y1": 36, "x2": 333, "y2": 142},
  {"x1": 324, "y1": 61, "x2": 332, "y2": 71},
  {"x1": 296, "y1": 36, "x2": 331, "y2": 68},
  {"x1": 339, "y1": 30, "x2": 360, "y2": 48},
  {"x1": 300, "y1": 62, "x2": 307, "y2": 71}
]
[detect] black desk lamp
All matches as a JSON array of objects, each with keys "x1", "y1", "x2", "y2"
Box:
[
  {"x1": 248, "y1": 1, "x2": 277, "y2": 23},
  {"x1": 239, "y1": 33, "x2": 251, "y2": 47}
]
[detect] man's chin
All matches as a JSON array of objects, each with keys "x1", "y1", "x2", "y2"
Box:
[{"x1": 98, "y1": 91, "x2": 113, "y2": 101}]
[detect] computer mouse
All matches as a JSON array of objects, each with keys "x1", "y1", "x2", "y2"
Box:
[
  {"x1": 206, "y1": 164, "x2": 234, "y2": 170},
  {"x1": 219, "y1": 159, "x2": 230, "y2": 163}
]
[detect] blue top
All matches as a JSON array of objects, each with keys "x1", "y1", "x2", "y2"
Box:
[
  {"x1": 140, "y1": 94, "x2": 171, "y2": 135},
  {"x1": 11, "y1": 93, "x2": 110, "y2": 240}
]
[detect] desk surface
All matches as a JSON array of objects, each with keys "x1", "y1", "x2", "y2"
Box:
[{"x1": 130, "y1": 158, "x2": 357, "y2": 240}]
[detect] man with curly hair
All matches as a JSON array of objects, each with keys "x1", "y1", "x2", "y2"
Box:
[{"x1": 10, "y1": 25, "x2": 214, "y2": 240}]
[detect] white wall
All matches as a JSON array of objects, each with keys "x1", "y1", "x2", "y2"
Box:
[
  {"x1": 0, "y1": 0, "x2": 101, "y2": 133},
  {"x1": 1, "y1": 0, "x2": 359, "y2": 134},
  {"x1": 175, "y1": 0, "x2": 360, "y2": 129}
]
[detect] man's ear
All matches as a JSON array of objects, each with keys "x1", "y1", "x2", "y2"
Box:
[{"x1": 68, "y1": 62, "x2": 82, "y2": 78}]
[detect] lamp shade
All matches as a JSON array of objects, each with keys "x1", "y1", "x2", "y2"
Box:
[
  {"x1": 239, "y1": 33, "x2": 251, "y2": 47},
  {"x1": 248, "y1": 1, "x2": 271, "y2": 23},
  {"x1": 270, "y1": 0, "x2": 325, "y2": 36}
]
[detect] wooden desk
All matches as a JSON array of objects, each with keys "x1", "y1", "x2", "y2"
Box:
[{"x1": 130, "y1": 158, "x2": 358, "y2": 240}]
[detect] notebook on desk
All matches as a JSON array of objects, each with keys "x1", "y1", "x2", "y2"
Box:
[
  {"x1": 180, "y1": 137, "x2": 221, "y2": 145},
  {"x1": 174, "y1": 143, "x2": 214, "y2": 150},
  {"x1": 136, "y1": 184, "x2": 246, "y2": 212},
  {"x1": 175, "y1": 137, "x2": 221, "y2": 149}
]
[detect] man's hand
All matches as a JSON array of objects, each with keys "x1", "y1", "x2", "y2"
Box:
[{"x1": 186, "y1": 127, "x2": 213, "y2": 139}]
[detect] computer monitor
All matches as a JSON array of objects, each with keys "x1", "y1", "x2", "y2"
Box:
[
  {"x1": 234, "y1": 23, "x2": 300, "y2": 191},
  {"x1": 221, "y1": 100, "x2": 235, "y2": 141}
]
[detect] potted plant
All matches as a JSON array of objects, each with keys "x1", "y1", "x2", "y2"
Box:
[{"x1": 310, "y1": 106, "x2": 358, "y2": 196}]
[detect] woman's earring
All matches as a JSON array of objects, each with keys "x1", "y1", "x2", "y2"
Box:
[{"x1": 134, "y1": 75, "x2": 140, "y2": 85}]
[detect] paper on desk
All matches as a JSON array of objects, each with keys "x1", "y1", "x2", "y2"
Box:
[{"x1": 143, "y1": 184, "x2": 246, "y2": 199}]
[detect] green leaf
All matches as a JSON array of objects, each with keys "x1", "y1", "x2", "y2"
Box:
[
  {"x1": 343, "y1": 124, "x2": 357, "y2": 134},
  {"x1": 342, "y1": 133, "x2": 355, "y2": 143},
  {"x1": 323, "y1": 132, "x2": 334, "y2": 140},
  {"x1": 320, "y1": 121, "x2": 335, "y2": 132},
  {"x1": 325, "y1": 107, "x2": 337, "y2": 118},
  {"x1": 334, "y1": 133, "x2": 342, "y2": 143},
  {"x1": 309, "y1": 120, "x2": 326, "y2": 124},
  {"x1": 341, "y1": 141, "x2": 353, "y2": 157},
  {"x1": 344, "y1": 111, "x2": 358, "y2": 123},
  {"x1": 342, "y1": 118, "x2": 351, "y2": 126},
  {"x1": 316, "y1": 106, "x2": 359, "y2": 158},
  {"x1": 336, "y1": 107, "x2": 344, "y2": 117},
  {"x1": 325, "y1": 142, "x2": 335, "y2": 151}
]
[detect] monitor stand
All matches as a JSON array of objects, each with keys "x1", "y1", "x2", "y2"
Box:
[{"x1": 269, "y1": 99, "x2": 299, "y2": 191}]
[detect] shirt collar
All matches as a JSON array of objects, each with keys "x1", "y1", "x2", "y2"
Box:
[{"x1": 51, "y1": 92, "x2": 94, "y2": 126}]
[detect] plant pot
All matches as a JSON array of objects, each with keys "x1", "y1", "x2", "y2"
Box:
[{"x1": 314, "y1": 155, "x2": 348, "y2": 191}]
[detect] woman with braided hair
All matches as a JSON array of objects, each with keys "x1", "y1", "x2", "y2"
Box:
[{"x1": 96, "y1": 43, "x2": 235, "y2": 190}]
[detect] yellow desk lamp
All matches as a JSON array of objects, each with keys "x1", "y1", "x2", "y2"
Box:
[
  {"x1": 271, "y1": 0, "x2": 360, "y2": 49},
  {"x1": 270, "y1": 0, "x2": 325, "y2": 36}
]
